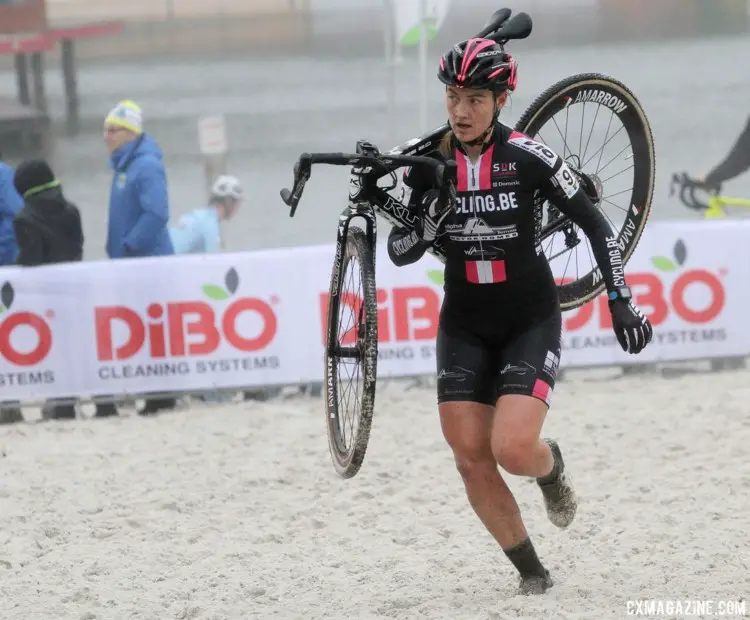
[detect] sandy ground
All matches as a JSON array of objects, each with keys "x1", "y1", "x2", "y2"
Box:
[{"x1": 1, "y1": 369, "x2": 749, "y2": 620}]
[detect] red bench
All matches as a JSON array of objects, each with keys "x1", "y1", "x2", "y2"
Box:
[{"x1": 0, "y1": 19, "x2": 124, "y2": 154}]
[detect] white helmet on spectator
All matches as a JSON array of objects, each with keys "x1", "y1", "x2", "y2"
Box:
[{"x1": 210, "y1": 175, "x2": 243, "y2": 202}]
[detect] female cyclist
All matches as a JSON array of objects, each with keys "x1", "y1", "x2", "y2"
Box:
[{"x1": 386, "y1": 38, "x2": 653, "y2": 594}]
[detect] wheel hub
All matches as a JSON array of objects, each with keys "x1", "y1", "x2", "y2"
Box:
[{"x1": 586, "y1": 172, "x2": 604, "y2": 206}]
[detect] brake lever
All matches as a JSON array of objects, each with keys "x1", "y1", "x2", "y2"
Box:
[
  {"x1": 671, "y1": 172, "x2": 715, "y2": 212},
  {"x1": 280, "y1": 153, "x2": 312, "y2": 217},
  {"x1": 669, "y1": 173, "x2": 680, "y2": 198}
]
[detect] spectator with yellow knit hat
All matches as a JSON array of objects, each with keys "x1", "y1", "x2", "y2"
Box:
[
  {"x1": 104, "y1": 100, "x2": 174, "y2": 259},
  {"x1": 97, "y1": 100, "x2": 176, "y2": 418}
]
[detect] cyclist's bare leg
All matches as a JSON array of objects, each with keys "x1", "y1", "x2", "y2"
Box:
[
  {"x1": 440, "y1": 395, "x2": 574, "y2": 593},
  {"x1": 439, "y1": 400, "x2": 531, "y2": 549},
  {"x1": 493, "y1": 394, "x2": 578, "y2": 530},
  {"x1": 491, "y1": 394, "x2": 552, "y2": 478}
]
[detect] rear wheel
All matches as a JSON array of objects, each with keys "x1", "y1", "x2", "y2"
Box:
[
  {"x1": 324, "y1": 226, "x2": 378, "y2": 479},
  {"x1": 515, "y1": 73, "x2": 655, "y2": 311}
]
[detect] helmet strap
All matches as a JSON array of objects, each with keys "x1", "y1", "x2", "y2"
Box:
[{"x1": 463, "y1": 102, "x2": 499, "y2": 147}]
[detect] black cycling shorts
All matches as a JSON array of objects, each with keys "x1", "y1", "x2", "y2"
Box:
[{"x1": 436, "y1": 304, "x2": 562, "y2": 407}]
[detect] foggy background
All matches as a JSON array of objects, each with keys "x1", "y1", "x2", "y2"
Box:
[{"x1": 1, "y1": 0, "x2": 749, "y2": 261}]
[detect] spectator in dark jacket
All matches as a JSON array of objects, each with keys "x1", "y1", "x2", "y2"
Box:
[
  {"x1": 13, "y1": 160, "x2": 84, "y2": 267},
  {"x1": 11, "y1": 160, "x2": 84, "y2": 422}
]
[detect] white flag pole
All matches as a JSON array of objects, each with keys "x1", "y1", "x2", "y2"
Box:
[
  {"x1": 419, "y1": 0, "x2": 428, "y2": 134},
  {"x1": 383, "y1": 0, "x2": 396, "y2": 144}
]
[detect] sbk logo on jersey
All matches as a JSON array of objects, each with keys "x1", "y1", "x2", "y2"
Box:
[
  {"x1": 455, "y1": 192, "x2": 519, "y2": 214},
  {"x1": 492, "y1": 162, "x2": 517, "y2": 177}
]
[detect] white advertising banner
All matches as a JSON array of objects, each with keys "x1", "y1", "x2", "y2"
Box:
[
  {"x1": 555, "y1": 219, "x2": 747, "y2": 367},
  {"x1": 0, "y1": 220, "x2": 748, "y2": 402},
  {"x1": 0, "y1": 251, "x2": 317, "y2": 401}
]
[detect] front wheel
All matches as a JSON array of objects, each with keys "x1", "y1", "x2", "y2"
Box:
[
  {"x1": 324, "y1": 226, "x2": 378, "y2": 479},
  {"x1": 515, "y1": 73, "x2": 656, "y2": 311}
]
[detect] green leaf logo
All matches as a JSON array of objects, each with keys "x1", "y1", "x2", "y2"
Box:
[
  {"x1": 651, "y1": 256, "x2": 677, "y2": 272},
  {"x1": 427, "y1": 270, "x2": 445, "y2": 286},
  {"x1": 651, "y1": 239, "x2": 688, "y2": 272},
  {"x1": 201, "y1": 268, "x2": 241, "y2": 300},
  {"x1": 202, "y1": 285, "x2": 230, "y2": 300}
]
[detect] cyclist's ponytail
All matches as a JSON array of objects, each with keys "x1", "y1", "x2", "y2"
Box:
[{"x1": 439, "y1": 130, "x2": 454, "y2": 159}]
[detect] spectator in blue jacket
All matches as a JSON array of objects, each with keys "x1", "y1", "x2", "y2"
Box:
[
  {"x1": 0, "y1": 155, "x2": 24, "y2": 425},
  {"x1": 98, "y1": 101, "x2": 176, "y2": 418},
  {"x1": 0, "y1": 156, "x2": 23, "y2": 266},
  {"x1": 104, "y1": 100, "x2": 174, "y2": 259}
]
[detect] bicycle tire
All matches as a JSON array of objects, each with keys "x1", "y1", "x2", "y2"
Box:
[
  {"x1": 515, "y1": 73, "x2": 655, "y2": 311},
  {"x1": 324, "y1": 226, "x2": 378, "y2": 479}
]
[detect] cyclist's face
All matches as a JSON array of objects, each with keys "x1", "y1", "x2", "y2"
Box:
[
  {"x1": 222, "y1": 198, "x2": 241, "y2": 219},
  {"x1": 446, "y1": 87, "x2": 505, "y2": 143}
]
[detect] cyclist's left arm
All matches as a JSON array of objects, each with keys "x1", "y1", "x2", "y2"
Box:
[{"x1": 538, "y1": 159, "x2": 626, "y2": 296}]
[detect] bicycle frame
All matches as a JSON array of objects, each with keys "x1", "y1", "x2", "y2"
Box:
[
  {"x1": 282, "y1": 128, "x2": 587, "y2": 276},
  {"x1": 704, "y1": 195, "x2": 750, "y2": 219}
]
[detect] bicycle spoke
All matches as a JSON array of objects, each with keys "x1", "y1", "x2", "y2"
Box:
[
  {"x1": 599, "y1": 206, "x2": 620, "y2": 233},
  {"x1": 601, "y1": 198, "x2": 629, "y2": 213},
  {"x1": 596, "y1": 142, "x2": 633, "y2": 177},
  {"x1": 550, "y1": 116, "x2": 573, "y2": 160},
  {"x1": 334, "y1": 255, "x2": 367, "y2": 453},
  {"x1": 559, "y1": 239, "x2": 575, "y2": 283},
  {"x1": 600, "y1": 169, "x2": 634, "y2": 190},
  {"x1": 579, "y1": 102, "x2": 586, "y2": 161},
  {"x1": 581, "y1": 103, "x2": 602, "y2": 165},
  {"x1": 589, "y1": 113, "x2": 614, "y2": 173},
  {"x1": 584, "y1": 234, "x2": 595, "y2": 274}
]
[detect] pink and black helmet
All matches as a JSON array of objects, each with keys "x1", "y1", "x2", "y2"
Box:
[{"x1": 438, "y1": 38, "x2": 518, "y2": 93}]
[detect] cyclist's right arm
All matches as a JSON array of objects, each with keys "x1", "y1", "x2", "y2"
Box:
[
  {"x1": 201, "y1": 210, "x2": 222, "y2": 253},
  {"x1": 387, "y1": 166, "x2": 433, "y2": 266},
  {"x1": 705, "y1": 115, "x2": 750, "y2": 187}
]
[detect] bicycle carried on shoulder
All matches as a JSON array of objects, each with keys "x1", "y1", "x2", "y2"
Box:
[
  {"x1": 280, "y1": 8, "x2": 656, "y2": 479},
  {"x1": 670, "y1": 172, "x2": 750, "y2": 218}
]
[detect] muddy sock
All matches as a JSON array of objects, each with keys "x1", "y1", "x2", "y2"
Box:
[{"x1": 503, "y1": 538, "x2": 547, "y2": 578}]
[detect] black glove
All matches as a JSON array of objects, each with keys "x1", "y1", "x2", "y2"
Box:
[
  {"x1": 695, "y1": 176, "x2": 721, "y2": 193},
  {"x1": 415, "y1": 189, "x2": 452, "y2": 243},
  {"x1": 609, "y1": 297, "x2": 653, "y2": 354}
]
